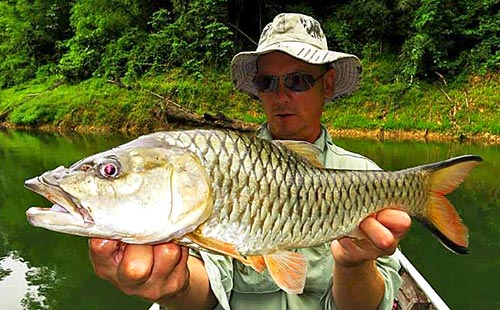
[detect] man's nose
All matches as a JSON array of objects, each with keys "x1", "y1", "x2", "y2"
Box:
[{"x1": 274, "y1": 80, "x2": 292, "y2": 101}]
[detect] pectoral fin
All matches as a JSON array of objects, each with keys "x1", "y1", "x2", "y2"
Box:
[{"x1": 186, "y1": 232, "x2": 266, "y2": 272}]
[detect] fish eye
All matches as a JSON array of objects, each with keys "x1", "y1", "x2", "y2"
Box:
[{"x1": 98, "y1": 161, "x2": 121, "y2": 178}]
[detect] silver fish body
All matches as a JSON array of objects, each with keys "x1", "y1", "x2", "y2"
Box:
[
  {"x1": 142, "y1": 130, "x2": 471, "y2": 255},
  {"x1": 25, "y1": 129, "x2": 481, "y2": 293},
  {"x1": 174, "y1": 131, "x2": 423, "y2": 255}
]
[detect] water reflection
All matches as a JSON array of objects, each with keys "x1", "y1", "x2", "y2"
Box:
[{"x1": 0, "y1": 252, "x2": 49, "y2": 309}]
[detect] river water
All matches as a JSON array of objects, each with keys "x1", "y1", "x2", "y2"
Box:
[{"x1": 0, "y1": 128, "x2": 498, "y2": 309}]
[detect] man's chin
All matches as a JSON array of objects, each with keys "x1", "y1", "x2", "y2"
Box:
[{"x1": 269, "y1": 125, "x2": 301, "y2": 140}]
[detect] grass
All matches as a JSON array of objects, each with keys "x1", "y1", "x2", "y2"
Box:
[
  {"x1": 322, "y1": 59, "x2": 500, "y2": 137},
  {"x1": 1, "y1": 61, "x2": 499, "y2": 141}
]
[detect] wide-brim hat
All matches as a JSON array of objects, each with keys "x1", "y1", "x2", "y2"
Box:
[{"x1": 231, "y1": 13, "x2": 362, "y2": 100}]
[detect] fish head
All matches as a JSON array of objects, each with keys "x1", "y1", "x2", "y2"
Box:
[{"x1": 25, "y1": 143, "x2": 213, "y2": 244}]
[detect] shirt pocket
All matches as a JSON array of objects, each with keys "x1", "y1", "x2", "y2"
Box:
[
  {"x1": 232, "y1": 260, "x2": 281, "y2": 293},
  {"x1": 301, "y1": 245, "x2": 334, "y2": 293},
  {"x1": 232, "y1": 244, "x2": 333, "y2": 294}
]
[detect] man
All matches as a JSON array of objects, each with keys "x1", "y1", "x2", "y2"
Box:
[{"x1": 89, "y1": 13, "x2": 411, "y2": 310}]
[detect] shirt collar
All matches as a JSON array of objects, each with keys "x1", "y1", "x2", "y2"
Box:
[{"x1": 256, "y1": 122, "x2": 329, "y2": 152}]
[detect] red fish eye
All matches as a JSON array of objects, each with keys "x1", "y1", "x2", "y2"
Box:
[
  {"x1": 100, "y1": 163, "x2": 119, "y2": 178},
  {"x1": 104, "y1": 164, "x2": 116, "y2": 175}
]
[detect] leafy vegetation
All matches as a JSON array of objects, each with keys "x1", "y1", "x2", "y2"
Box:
[
  {"x1": 326, "y1": 57, "x2": 500, "y2": 136},
  {"x1": 0, "y1": 0, "x2": 498, "y2": 140}
]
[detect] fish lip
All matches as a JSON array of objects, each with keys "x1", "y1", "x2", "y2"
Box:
[{"x1": 24, "y1": 176, "x2": 94, "y2": 224}]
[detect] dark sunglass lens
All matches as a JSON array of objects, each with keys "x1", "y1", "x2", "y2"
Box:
[
  {"x1": 253, "y1": 75, "x2": 277, "y2": 92},
  {"x1": 284, "y1": 74, "x2": 315, "y2": 92}
]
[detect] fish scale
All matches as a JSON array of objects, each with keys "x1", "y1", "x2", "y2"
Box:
[{"x1": 160, "y1": 130, "x2": 402, "y2": 254}]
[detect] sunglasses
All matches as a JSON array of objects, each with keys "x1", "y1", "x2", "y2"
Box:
[{"x1": 253, "y1": 71, "x2": 327, "y2": 93}]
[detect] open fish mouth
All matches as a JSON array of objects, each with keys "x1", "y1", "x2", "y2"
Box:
[{"x1": 24, "y1": 174, "x2": 94, "y2": 229}]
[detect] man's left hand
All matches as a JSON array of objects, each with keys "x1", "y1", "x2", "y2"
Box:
[{"x1": 331, "y1": 209, "x2": 412, "y2": 267}]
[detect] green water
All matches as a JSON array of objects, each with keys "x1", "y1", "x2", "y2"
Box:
[
  {"x1": 334, "y1": 138, "x2": 500, "y2": 310},
  {"x1": 0, "y1": 128, "x2": 498, "y2": 309},
  {"x1": 0, "y1": 129, "x2": 149, "y2": 309}
]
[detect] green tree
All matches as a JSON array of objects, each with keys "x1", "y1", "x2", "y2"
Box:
[
  {"x1": 57, "y1": 0, "x2": 234, "y2": 81},
  {"x1": 1, "y1": 0, "x2": 499, "y2": 88},
  {"x1": 399, "y1": 0, "x2": 500, "y2": 81},
  {"x1": 457, "y1": 0, "x2": 500, "y2": 74},
  {"x1": 0, "y1": 1, "x2": 34, "y2": 88},
  {"x1": 124, "y1": 0, "x2": 234, "y2": 78},
  {"x1": 57, "y1": 0, "x2": 147, "y2": 81},
  {"x1": 0, "y1": 0, "x2": 72, "y2": 88}
]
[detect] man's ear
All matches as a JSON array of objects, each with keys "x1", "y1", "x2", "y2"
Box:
[{"x1": 323, "y1": 69, "x2": 336, "y2": 100}]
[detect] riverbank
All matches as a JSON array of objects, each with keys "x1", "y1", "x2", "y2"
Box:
[
  {"x1": 3, "y1": 120, "x2": 500, "y2": 146},
  {"x1": 329, "y1": 128, "x2": 500, "y2": 145},
  {"x1": 1, "y1": 63, "x2": 499, "y2": 144}
]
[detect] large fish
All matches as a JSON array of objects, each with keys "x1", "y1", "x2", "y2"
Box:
[{"x1": 25, "y1": 129, "x2": 481, "y2": 294}]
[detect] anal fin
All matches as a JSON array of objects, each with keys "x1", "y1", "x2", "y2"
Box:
[
  {"x1": 186, "y1": 232, "x2": 308, "y2": 293},
  {"x1": 264, "y1": 251, "x2": 307, "y2": 294}
]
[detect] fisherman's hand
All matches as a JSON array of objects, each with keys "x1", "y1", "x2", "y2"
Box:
[
  {"x1": 331, "y1": 209, "x2": 411, "y2": 267},
  {"x1": 89, "y1": 239, "x2": 190, "y2": 302}
]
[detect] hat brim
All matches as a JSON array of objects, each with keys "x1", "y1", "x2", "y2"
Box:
[{"x1": 231, "y1": 42, "x2": 362, "y2": 100}]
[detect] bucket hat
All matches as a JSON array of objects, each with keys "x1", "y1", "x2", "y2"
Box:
[{"x1": 231, "y1": 13, "x2": 362, "y2": 100}]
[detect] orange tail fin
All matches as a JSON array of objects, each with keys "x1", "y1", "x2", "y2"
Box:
[{"x1": 419, "y1": 155, "x2": 482, "y2": 254}]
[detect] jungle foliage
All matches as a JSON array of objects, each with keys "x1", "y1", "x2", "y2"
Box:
[
  {"x1": 0, "y1": 0, "x2": 499, "y2": 137},
  {"x1": 1, "y1": 0, "x2": 499, "y2": 88}
]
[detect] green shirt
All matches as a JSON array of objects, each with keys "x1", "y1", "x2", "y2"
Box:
[{"x1": 152, "y1": 125, "x2": 402, "y2": 310}]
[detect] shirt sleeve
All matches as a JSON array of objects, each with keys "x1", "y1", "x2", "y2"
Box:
[
  {"x1": 375, "y1": 254, "x2": 402, "y2": 309},
  {"x1": 321, "y1": 253, "x2": 401, "y2": 310}
]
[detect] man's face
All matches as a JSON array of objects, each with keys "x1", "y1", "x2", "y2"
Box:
[{"x1": 256, "y1": 52, "x2": 335, "y2": 143}]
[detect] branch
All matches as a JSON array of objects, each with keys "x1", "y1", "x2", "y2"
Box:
[
  {"x1": 106, "y1": 78, "x2": 257, "y2": 132},
  {"x1": 227, "y1": 22, "x2": 258, "y2": 46}
]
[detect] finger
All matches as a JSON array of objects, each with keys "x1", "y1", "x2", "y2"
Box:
[
  {"x1": 331, "y1": 238, "x2": 370, "y2": 267},
  {"x1": 89, "y1": 238, "x2": 120, "y2": 262},
  {"x1": 166, "y1": 246, "x2": 189, "y2": 283},
  {"x1": 375, "y1": 209, "x2": 412, "y2": 237},
  {"x1": 149, "y1": 243, "x2": 184, "y2": 279},
  {"x1": 118, "y1": 244, "x2": 154, "y2": 286},
  {"x1": 152, "y1": 244, "x2": 190, "y2": 292},
  {"x1": 336, "y1": 237, "x2": 363, "y2": 254},
  {"x1": 360, "y1": 216, "x2": 398, "y2": 252},
  {"x1": 89, "y1": 238, "x2": 121, "y2": 278},
  {"x1": 135, "y1": 244, "x2": 190, "y2": 302}
]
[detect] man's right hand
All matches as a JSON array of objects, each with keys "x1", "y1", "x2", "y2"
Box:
[{"x1": 89, "y1": 239, "x2": 192, "y2": 303}]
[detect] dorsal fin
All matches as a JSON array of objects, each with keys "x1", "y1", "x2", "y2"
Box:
[{"x1": 273, "y1": 140, "x2": 323, "y2": 168}]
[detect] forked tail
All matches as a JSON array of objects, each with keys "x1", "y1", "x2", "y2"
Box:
[{"x1": 418, "y1": 155, "x2": 482, "y2": 254}]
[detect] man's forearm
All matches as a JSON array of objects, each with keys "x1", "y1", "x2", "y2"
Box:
[{"x1": 332, "y1": 260, "x2": 385, "y2": 310}]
